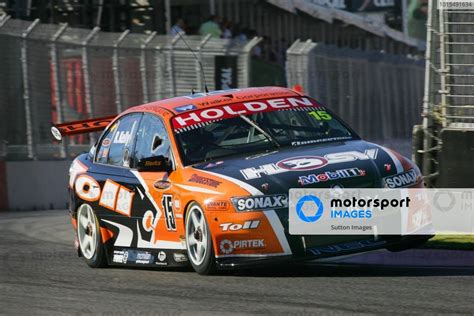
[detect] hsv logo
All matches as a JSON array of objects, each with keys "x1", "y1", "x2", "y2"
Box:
[
  {"x1": 276, "y1": 156, "x2": 328, "y2": 171},
  {"x1": 172, "y1": 97, "x2": 321, "y2": 130},
  {"x1": 241, "y1": 149, "x2": 378, "y2": 180}
]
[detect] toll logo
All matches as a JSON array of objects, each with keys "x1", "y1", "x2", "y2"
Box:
[{"x1": 296, "y1": 195, "x2": 324, "y2": 222}]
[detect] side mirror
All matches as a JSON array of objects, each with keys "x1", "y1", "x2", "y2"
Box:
[{"x1": 136, "y1": 155, "x2": 172, "y2": 173}]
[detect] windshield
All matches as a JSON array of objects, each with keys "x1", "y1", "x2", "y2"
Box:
[{"x1": 172, "y1": 96, "x2": 356, "y2": 165}]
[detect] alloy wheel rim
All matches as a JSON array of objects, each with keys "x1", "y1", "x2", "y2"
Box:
[
  {"x1": 77, "y1": 204, "x2": 98, "y2": 260},
  {"x1": 186, "y1": 206, "x2": 208, "y2": 266}
]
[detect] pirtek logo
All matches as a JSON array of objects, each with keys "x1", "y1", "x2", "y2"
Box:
[
  {"x1": 219, "y1": 239, "x2": 265, "y2": 254},
  {"x1": 240, "y1": 149, "x2": 378, "y2": 180}
]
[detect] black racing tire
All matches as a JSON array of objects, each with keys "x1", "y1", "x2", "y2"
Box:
[
  {"x1": 76, "y1": 204, "x2": 108, "y2": 268},
  {"x1": 185, "y1": 202, "x2": 216, "y2": 275}
]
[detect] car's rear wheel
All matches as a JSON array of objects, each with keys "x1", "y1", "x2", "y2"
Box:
[
  {"x1": 77, "y1": 204, "x2": 107, "y2": 268},
  {"x1": 185, "y1": 202, "x2": 216, "y2": 275}
]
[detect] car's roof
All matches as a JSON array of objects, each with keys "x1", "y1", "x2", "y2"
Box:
[{"x1": 125, "y1": 86, "x2": 303, "y2": 117}]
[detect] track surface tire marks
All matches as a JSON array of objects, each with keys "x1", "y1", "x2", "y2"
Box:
[{"x1": 0, "y1": 210, "x2": 473, "y2": 315}]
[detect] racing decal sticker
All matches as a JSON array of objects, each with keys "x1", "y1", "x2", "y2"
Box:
[
  {"x1": 383, "y1": 169, "x2": 417, "y2": 188},
  {"x1": 69, "y1": 159, "x2": 88, "y2": 188},
  {"x1": 197, "y1": 169, "x2": 292, "y2": 256},
  {"x1": 298, "y1": 168, "x2": 366, "y2": 186},
  {"x1": 220, "y1": 220, "x2": 260, "y2": 232},
  {"x1": 291, "y1": 136, "x2": 353, "y2": 147},
  {"x1": 173, "y1": 183, "x2": 223, "y2": 195},
  {"x1": 101, "y1": 138, "x2": 111, "y2": 147},
  {"x1": 232, "y1": 194, "x2": 288, "y2": 212},
  {"x1": 116, "y1": 186, "x2": 135, "y2": 217},
  {"x1": 182, "y1": 89, "x2": 241, "y2": 100},
  {"x1": 99, "y1": 179, "x2": 120, "y2": 210},
  {"x1": 171, "y1": 97, "x2": 322, "y2": 131},
  {"x1": 74, "y1": 175, "x2": 101, "y2": 202},
  {"x1": 113, "y1": 130, "x2": 132, "y2": 144},
  {"x1": 276, "y1": 156, "x2": 328, "y2": 171},
  {"x1": 174, "y1": 104, "x2": 197, "y2": 112},
  {"x1": 307, "y1": 110, "x2": 332, "y2": 121},
  {"x1": 113, "y1": 250, "x2": 129, "y2": 264},
  {"x1": 240, "y1": 149, "x2": 378, "y2": 180},
  {"x1": 155, "y1": 250, "x2": 168, "y2": 266},
  {"x1": 188, "y1": 174, "x2": 221, "y2": 188},
  {"x1": 219, "y1": 239, "x2": 266, "y2": 254},
  {"x1": 162, "y1": 194, "x2": 176, "y2": 231},
  {"x1": 130, "y1": 171, "x2": 185, "y2": 250},
  {"x1": 102, "y1": 219, "x2": 133, "y2": 247},
  {"x1": 204, "y1": 200, "x2": 229, "y2": 211},
  {"x1": 98, "y1": 179, "x2": 134, "y2": 217}
]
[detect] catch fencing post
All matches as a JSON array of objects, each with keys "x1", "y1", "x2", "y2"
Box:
[
  {"x1": 155, "y1": 44, "x2": 165, "y2": 99},
  {"x1": 113, "y1": 30, "x2": 129, "y2": 113},
  {"x1": 50, "y1": 23, "x2": 68, "y2": 158},
  {"x1": 81, "y1": 27, "x2": 100, "y2": 145},
  {"x1": 439, "y1": 8, "x2": 448, "y2": 128},
  {"x1": 0, "y1": 16, "x2": 10, "y2": 159},
  {"x1": 169, "y1": 34, "x2": 181, "y2": 96},
  {"x1": 140, "y1": 31, "x2": 156, "y2": 104},
  {"x1": 242, "y1": 36, "x2": 262, "y2": 87},
  {"x1": 196, "y1": 34, "x2": 211, "y2": 91},
  {"x1": 21, "y1": 18, "x2": 40, "y2": 160}
]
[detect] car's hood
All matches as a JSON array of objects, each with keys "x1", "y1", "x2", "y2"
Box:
[{"x1": 192, "y1": 140, "x2": 411, "y2": 195}]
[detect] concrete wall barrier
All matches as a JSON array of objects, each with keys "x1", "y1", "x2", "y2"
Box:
[
  {"x1": 0, "y1": 161, "x2": 8, "y2": 210},
  {"x1": 5, "y1": 160, "x2": 72, "y2": 211}
]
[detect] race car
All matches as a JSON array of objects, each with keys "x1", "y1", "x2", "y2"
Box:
[{"x1": 52, "y1": 86, "x2": 431, "y2": 275}]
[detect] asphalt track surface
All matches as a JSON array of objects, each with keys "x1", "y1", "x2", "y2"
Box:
[{"x1": 1, "y1": 210, "x2": 473, "y2": 315}]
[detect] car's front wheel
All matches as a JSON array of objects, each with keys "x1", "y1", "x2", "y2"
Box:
[
  {"x1": 77, "y1": 204, "x2": 107, "y2": 268},
  {"x1": 185, "y1": 202, "x2": 216, "y2": 275}
]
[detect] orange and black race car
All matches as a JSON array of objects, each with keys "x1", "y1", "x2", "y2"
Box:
[{"x1": 52, "y1": 86, "x2": 430, "y2": 275}]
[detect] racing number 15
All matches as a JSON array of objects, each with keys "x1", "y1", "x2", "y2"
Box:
[{"x1": 308, "y1": 110, "x2": 332, "y2": 121}]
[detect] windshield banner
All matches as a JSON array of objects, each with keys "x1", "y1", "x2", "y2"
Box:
[
  {"x1": 171, "y1": 97, "x2": 323, "y2": 132},
  {"x1": 289, "y1": 188, "x2": 474, "y2": 235}
]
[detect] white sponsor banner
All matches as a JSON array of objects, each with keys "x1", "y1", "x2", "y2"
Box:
[
  {"x1": 438, "y1": 0, "x2": 474, "y2": 10},
  {"x1": 289, "y1": 189, "x2": 474, "y2": 235}
]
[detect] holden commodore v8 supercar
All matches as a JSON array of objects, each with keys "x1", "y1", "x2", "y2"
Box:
[{"x1": 52, "y1": 87, "x2": 431, "y2": 275}]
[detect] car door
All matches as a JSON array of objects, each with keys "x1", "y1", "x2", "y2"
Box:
[
  {"x1": 132, "y1": 113, "x2": 184, "y2": 248},
  {"x1": 89, "y1": 113, "x2": 144, "y2": 248}
]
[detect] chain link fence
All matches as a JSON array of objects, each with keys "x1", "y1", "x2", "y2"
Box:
[
  {"x1": 0, "y1": 17, "x2": 260, "y2": 160},
  {"x1": 286, "y1": 39, "x2": 425, "y2": 156}
]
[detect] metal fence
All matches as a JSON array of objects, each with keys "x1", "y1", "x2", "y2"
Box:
[
  {"x1": 286, "y1": 39, "x2": 425, "y2": 152},
  {"x1": 415, "y1": 1, "x2": 474, "y2": 186},
  {"x1": 0, "y1": 17, "x2": 260, "y2": 160}
]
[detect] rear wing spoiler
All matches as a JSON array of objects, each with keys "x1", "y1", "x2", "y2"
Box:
[{"x1": 51, "y1": 115, "x2": 116, "y2": 141}]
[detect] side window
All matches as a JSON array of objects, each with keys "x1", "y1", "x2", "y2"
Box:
[
  {"x1": 96, "y1": 114, "x2": 141, "y2": 167},
  {"x1": 134, "y1": 114, "x2": 172, "y2": 165},
  {"x1": 96, "y1": 122, "x2": 118, "y2": 165}
]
